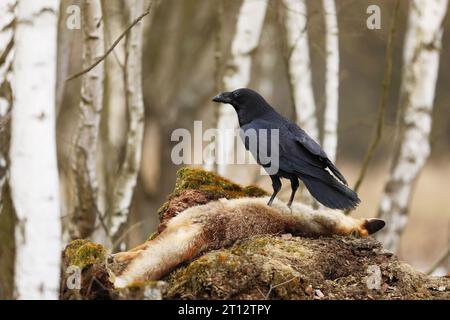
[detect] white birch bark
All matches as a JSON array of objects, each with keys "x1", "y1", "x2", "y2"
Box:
[
  {"x1": 377, "y1": 0, "x2": 448, "y2": 252},
  {"x1": 321, "y1": 0, "x2": 339, "y2": 162},
  {"x1": 283, "y1": 0, "x2": 318, "y2": 141},
  {"x1": 96, "y1": 0, "x2": 127, "y2": 245},
  {"x1": 283, "y1": 0, "x2": 319, "y2": 206},
  {"x1": 10, "y1": 0, "x2": 61, "y2": 299},
  {"x1": 204, "y1": 0, "x2": 223, "y2": 173},
  {"x1": 216, "y1": 0, "x2": 268, "y2": 176},
  {"x1": 71, "y1": 0, "x2": 104, "y2": 239},
  {"x1": 104, "y1": 0, "x2": 127, "y2": 152},
  {"x1": 109, "y1": 0, "x2": 146, "y2": 239}
]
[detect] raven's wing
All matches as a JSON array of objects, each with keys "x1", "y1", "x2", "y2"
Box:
[
  {"x1": 285, "y1": 119, "x2": 348, "y2": 185},
  {"x1": 241, "y1": 118, "x2": 359, "y2": 209},
  {"x1": 242, "y1": 118, "x2": 348, "y2": 185},
  {"x1": 241, "y1": 118, "x2": 320, "y2": 173}
]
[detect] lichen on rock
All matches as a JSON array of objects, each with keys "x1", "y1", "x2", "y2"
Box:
[{"x1": 61, "y1": 239, "x2": 111, "y2": 300}]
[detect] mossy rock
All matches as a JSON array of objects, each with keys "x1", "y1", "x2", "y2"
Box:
[
  {"x1": 156, "y1": 167, "x2": 268, "y2": 232},
  {"x1": 165, "y1": 235, "x2": 450, "y2": 300},
  {"x1": 61, "y1": 240, "x2": 111, "y2": 300},
  {"x1": 64, "y1": 239, "x2": 107, "y2": 269},
  {"x1": 60, "y1": 236, "x2": 450, "y2": 300},
  {"x1": 113, "y1": 281, "x2": 168, "y2": 300},
  {"x1": 173, "y1": 167, "x2": 266, "y2": 197}
]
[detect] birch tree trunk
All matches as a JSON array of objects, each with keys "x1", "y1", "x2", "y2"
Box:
[
  {"x1": 109, "y1": 0, "x2": 146, "y2": 241},
  {"x1": 283, "y1": 0, "x2": 318, "y2": 141},
  {"x1": 216, "y1": 0, "x2": 268, "y2": 176},
  {"x1": 283, "y1": 0, "x2": 319, "y2": 206},
  {"x1": 96, "y1": 0, "x2": 128, "y2": 246},
  {"x1": 377, "y1": 0, "x2": 448, "y2": 252},
  {"x1": 0, "y1": 0, "x2": 16, "y2": 300},
  {"x1": 321, "y1": 0, "x2": 339, "y2": 162},
  {"x1": 102, "y1": 0, "x2": 127, "y2": 182},
  {"x1": 71, "y1": 0, "x2": 104, "y2": 239},
  {"x1": 10, "y1": 0, "x2": 61, "y2": 299},
  {"x1": 204, "y1": 0, "x2": 223, "y2": 173}
]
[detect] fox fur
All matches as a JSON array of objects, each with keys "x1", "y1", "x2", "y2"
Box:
[{"x1": 110, "y1": 197, "x2": 385, "y2": 288}]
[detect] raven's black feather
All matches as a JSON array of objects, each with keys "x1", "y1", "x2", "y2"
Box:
[{"x1": 297, "y1": 173, "x2": 360, "y2": 210}]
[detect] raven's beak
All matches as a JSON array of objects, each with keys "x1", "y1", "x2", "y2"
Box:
[{"x1": 212, "y1": 92, "x2": 232, "y2": 104}]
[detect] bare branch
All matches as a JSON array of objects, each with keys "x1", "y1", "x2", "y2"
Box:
[
  {"x1": 351, "y1": 0, "x2": 400, "y2": 195},
  {"x1": 65, "y1": 1, "x2": 153, "y2": 82},
  {"x1": 264, "y1": 276, "x2": 299, "y2": 299},
  {"x1": 427, "y1": 245, "x2": 450, "y2": 275}
]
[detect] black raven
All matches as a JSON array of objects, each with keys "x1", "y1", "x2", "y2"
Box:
[{"x1": 212, "y1": 88, "x2": 360, "y2": 210}]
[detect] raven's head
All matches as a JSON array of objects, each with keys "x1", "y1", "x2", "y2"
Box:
[
  {"x1": 212, "y1": 88, "x2": 273, "y2": 125},
  {"x1": 212, "y1": 88, "x2": 268, "y2": 108}
]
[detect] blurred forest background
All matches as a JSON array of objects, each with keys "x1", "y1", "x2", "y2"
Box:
[{"x1": 0, "y1": 0, "x2": 449, "y2": 299}]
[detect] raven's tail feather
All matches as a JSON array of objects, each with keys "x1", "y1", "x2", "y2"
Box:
[
  {"x1": 325, "y1": 159, "x2": 348, "y2": 185},
  {"x1": 298, "y1": 173, "x2": 360, "y2": 210}
]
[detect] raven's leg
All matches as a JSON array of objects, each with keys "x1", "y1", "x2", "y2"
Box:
[
  {"x1": 267, "y1": 175, "x2": 282, "y2": 206},
  {"x1": 287, "y1": 177, "x2": 299, "y2": 208}
]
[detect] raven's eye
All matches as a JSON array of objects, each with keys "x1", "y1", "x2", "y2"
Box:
[{"x1": 233, "y1": 92, "x2": 240, "y2": 98}]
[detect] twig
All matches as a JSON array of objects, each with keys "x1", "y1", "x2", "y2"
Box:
[
  {"x1": 264, "y1": 276, "x2": 298, "y2": 299},
  {"x1": 96, "y1": 208, "x2": 111, "y2": 240},
  {"x1": 65, "y1": 1, "x2": 153, "y2": 81},
  {"x1": 350, "y1": 0, "x2": 400, "y2": 198},
  {"x1": 112, "y1": 220, "x2": 145, "y2": 250},
  {"x1": 427, "y1": 245, "x2": 450, "y2": 275},
  {"x1": 101, "y1": 0, "x2": 125, "y2": 71}
]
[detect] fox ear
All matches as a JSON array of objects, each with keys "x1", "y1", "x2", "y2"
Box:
[{"x1": 363, "y1": 218, "x2": 386, "y2": 235}]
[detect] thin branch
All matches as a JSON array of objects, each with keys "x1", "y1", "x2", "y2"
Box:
[
  {"x1": 101, "y1": 0, "x2": 125, "y2": 71},
  {"x1": 65, "y1": 1, "x2": 153, "y2": 82},
  {"x1": 112, "y1": 220, "x2": 145, "y2": 250},
  {"x1": 264, "y1": 276, "x2": 298, "y2": 299},
  {"x1": 427, "y1": 245, "x2": 450, "y2": 275},
  {"x1": 350, "y1": 0, "x2": 400, "y2": 197}
]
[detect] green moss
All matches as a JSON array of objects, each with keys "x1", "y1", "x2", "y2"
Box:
[
  {"x1": 243, "y1": 185, "x2": 268, "y2": 197},
  {"x1": 64, "y1": 240, "x2": 107, "y2": 269},
  {"x1": 156, "y1": 202, "x2": 169, "y2": 219},
  {"x1": 175, "y1": 167, "x2": 241, "y2": 193},
  {"x1": 166, "y1": 236, "x2": 314, "y2": 299},
  {"x1": 157, "y1": 167, "x2": 268, "y2": 218}
]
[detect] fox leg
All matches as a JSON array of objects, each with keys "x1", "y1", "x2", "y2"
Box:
[
  {"x1": 113, "y1": 251, "x2": 142, "y2": 263},
  {"x1": 112, "y1": 242, "x2": 151, "y2": 262},
  {"x1": 126, "y1": 242, "x2": 150, "y2": 252},
  {"x1": 113, "y1": 224, "x2": 203, "y2": 288}
]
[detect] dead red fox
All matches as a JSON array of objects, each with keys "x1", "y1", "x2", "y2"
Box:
[{"x1": 110, "y1": 197, "x2": 385, "y2": 288}]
